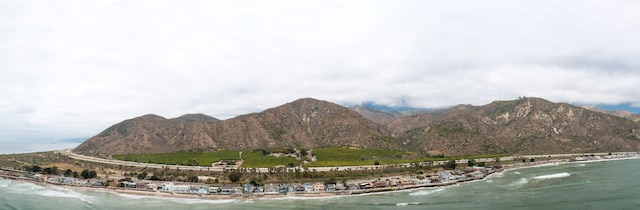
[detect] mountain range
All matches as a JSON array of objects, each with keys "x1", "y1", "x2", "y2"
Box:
[{"x1": 73, "y1": 97, "x2": 640, "y2": 157}]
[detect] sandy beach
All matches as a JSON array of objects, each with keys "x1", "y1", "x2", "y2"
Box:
[{"x1": 3, "y1": 154, "x2": 640, "y2": 203}]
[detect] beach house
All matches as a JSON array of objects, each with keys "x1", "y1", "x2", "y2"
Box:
[
  {"x1": 161, "y1": 182, "x2": 174, "y2": 191},
  {"x1": 313, "y1": 183, "x2": 325, "y2": 192}
]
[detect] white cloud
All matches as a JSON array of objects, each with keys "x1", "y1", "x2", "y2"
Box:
[{"x1": 1, "y1": 0, "x2": 639, "y2": 151}]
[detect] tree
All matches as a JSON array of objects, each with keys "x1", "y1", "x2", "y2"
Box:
[
  {"x1": 186, "y1": 159, "x2": 198, "y2": 166},
  {"x1": 444, "y1": 160, "x2": 457, "y2": 170},
  {"x1": 32, "y1": 165, "x2": 42, "y2": 173},
  {"x1": 249, "y1": 178, "x2": 260, "y2": 186},
  {"x1": 324, "y1": 177, "x2": 337, "y2": 185},
  {"x1": 64, "y1": 169, "x2": 73, "y2": 177},
  {"x1": 137, "y1": 172, "x2": 148, "y2": 180},
  {"x1": 187, "y1": 175, "x2": 198, "y2": 182},
  {"x1": 81, "y1": 170, "x2": 90, "y2": 179},
  {"x1": 228, "y1": 170, "x2": 243, "y2": 183},
  {"x1": 374, "y1": 160, "x2": 380, "y2": 165},
  {"x1": 467, "y1": 159, "x2": 476, "y2": 167},
  {"x1": 300, "y1": 149, "x2": 308, "y2": 157},
  {"x1": 43, "y1": 167, "x2": 52, "y2": 175},
  {"x1": 89, "y1": 170, "x2": 97, "y2": 179},
  {"x1": 72, "y1": 171, "x2": 79, "y2": 178}
]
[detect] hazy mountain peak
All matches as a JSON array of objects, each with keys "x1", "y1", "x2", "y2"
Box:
[{"x1": 175, "y1": 113, "x2": 219, "y2": 122}]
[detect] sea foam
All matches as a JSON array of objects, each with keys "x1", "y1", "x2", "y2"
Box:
[
  {"x1": 112, "y1": 192, "x2": 236, "y2": 205},
  {"x1": 4, "y1": 182, "x2": 94, "y2": 205},
  {"x1": 409, "y1": 188, "x2": 445, "y2": 196},
  {"x1": 509, "y1": 178, "x2": 529, "y2": 187},
  {"x1": 533, "y1": 172, "x2": 570, "y2": 179},
  {"x1": 0, "y1": 178, "x2": 10, "y2": 187}
]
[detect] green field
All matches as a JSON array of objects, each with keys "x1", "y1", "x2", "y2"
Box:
[
  {"x1": 240, "y1": 151, "x2": 297, "y2": 168},
  {"x1": 112, "y1": 148, "x2": 509, "y2": 168},
  {"x1": 112, "y1": 150, "x2": 240, "y2": 166},
  {"x1": 112, "y1": 150, "x2": 298, "y2": 168},
  {"x1": 306, "y1": 147, "x2": 412, "y2": 167}
]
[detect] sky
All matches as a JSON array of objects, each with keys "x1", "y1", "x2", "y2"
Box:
[{"x1": 1, "y1": 1, "x2": 640, "y2": 153}]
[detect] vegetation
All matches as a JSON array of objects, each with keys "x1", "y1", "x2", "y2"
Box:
[
  {"x1": 307, "y1": 147, "x2": 411, "y2": 167},
  {"x1": 228, "y1": 170, "x2": 243, "y2": 182},
  {"x1": 112, "y1": 150, "x2": 240, "y2": 166},
  {"x1": 444, "y1": 160, "x2": 457, "y2": 170},
  {"x1": 80, "y1": 169, "x2": 97, "y2": 179},
  {"x1": 113, "y1": 150, "x2": 298, "y2": 168},
  {"x1": 240, "y1": 151, "x2": 297, "y2": 168}
]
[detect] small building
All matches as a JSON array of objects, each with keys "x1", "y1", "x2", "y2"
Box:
[
  {"x1": 414, "y1": 179, "x2": 431, "y2": 185},
  {"x1": 438, "y1": 172, "x2": 453, "y2": 182},
  {"x1": 313, "y1": 183, "x2": 325, "y2": 192},
  {"x1": 197, "y1": 187, "x2": 208, "y2": 194},
  {"x1": 265, "y1": 183, "x2": 278, "y2": 193},
  {"x1": 388, "y1": 179, "x2": 399, "y2": 187},
  {"x1": 303, "y1": 183, "x2": 314, "y2": 192},
  {"x1": 279, "y1": 185, "x2": 289, "y2": 194},
  {"x1": 220, "y1": 185, "x2": 237, "y2": 195},
  {"x1": 372, "y1": 180, "x2": 387, "y2": 188},
  {"x1": 209, "y1": 186, "x2": 220, "y2": 194},
  {"x1": 161, "y1": 182, "x2": 174, "y2": 191},
  {"x1": 359, "y1": 182, "x2": 373, "y2": 189},
  {"x1": 294, "y1": 185, "x2": 306, "y2": 192},
  {"x1": 326, "y1": 183, "x2": 336, "y2": 192},
  {"x1": 243, "y1": 184, "x2": 255, "y2": 193},
  {"x1": 136, "y1": 182, "x2": 148, "y2": 189},
  {"x1": 127, "y1": 182, "x2": 138, "y2": 188},
  {"x1": 254, "y1": 186, "x2": 264, "y2": 193},
  {"x1": 173, "y1": 184, "x2": 190, "y2": 193},
  {"x1": 348, "y1": 183, "x2": 360, "y2": 191}
]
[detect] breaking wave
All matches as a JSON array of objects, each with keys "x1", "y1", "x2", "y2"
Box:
[
  {"x1": 396, "y1": 202, "x2": 420, "y2": 206},
  {"x1": 112, "y1": 192, "x2": 236, "y2": 205},
  {"x1": 509, "y1": 178, "x2": 529, "y2": 187},
  {"x1": 409, "y1": 188, "x2": 445, "y2": 196},
  {"x1": 534, "y1": 172, "x2": 570, "y2": 179},
  {"x1": 5, "y1": 181, "x2": 94, "y2": 205},
  {"x1": 0, "y1": 178, "x2": 10, "y2": 187}
]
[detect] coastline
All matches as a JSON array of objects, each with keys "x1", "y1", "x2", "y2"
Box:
[{"x1": 3, "y1": 155, "x2": 639, "y2": 203}]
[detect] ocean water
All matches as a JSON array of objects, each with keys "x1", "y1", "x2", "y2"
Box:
[{"x1": 1, "y1": 159, "x2": 639, "y2": 210}]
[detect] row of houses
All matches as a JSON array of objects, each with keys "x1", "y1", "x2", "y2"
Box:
[
  {"x1": 146, "y1": 166, "x2": 498, "y2": 197},
  {"x1": 574, "y1": 153, "x2": 640, "y2": 161},
  {"x1": 1, "y1": 164, "x2": 499, "y2": 198}
]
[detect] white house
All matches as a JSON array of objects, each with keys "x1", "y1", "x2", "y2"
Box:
[
  {"x1": 173, "y1": 185, "x2": 190, "y2": 193},
  {"x1": 161, "y1": 182, "x2": 174, "y2": 191}
]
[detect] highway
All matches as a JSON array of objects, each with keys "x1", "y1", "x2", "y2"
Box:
[{"x1": 61, "y1": 149, "x2": 634, "y2": 173}]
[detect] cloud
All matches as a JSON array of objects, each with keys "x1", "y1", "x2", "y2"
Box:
[{"x1": 1, "y1": 0, "x2": 639, "y2": 151}]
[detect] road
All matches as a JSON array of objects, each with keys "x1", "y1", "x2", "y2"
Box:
[{"x1": 60, "y1": 149, "x2": 634, "y2": 173}]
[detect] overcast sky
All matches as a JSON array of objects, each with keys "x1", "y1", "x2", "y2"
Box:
[{"x1": 1, "y1": 1, "x2": 639, "y2": 153}]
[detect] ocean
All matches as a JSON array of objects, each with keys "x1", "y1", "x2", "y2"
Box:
[{"x1": 1, "y1": 158, "x2": 639, "y2": 210}]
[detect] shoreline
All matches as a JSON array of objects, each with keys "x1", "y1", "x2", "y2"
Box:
[{"x1": 3, "y1": 156, "x2": 640, "y2": 203}]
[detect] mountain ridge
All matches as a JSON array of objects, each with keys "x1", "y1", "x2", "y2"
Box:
[{"x1": 73, "y1": 97, "x2": 640, "y2": 157}]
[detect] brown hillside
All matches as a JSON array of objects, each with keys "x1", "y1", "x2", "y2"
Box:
[
  {"x1": 393, "y1": 98, "x2": 640, "y2": 156},
  {"x1": 74, "y1": 97, "x2": 640, "y2": 157},
  {"x1": 73, "y1": 98, "x2": 397, "y2": 157}
]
